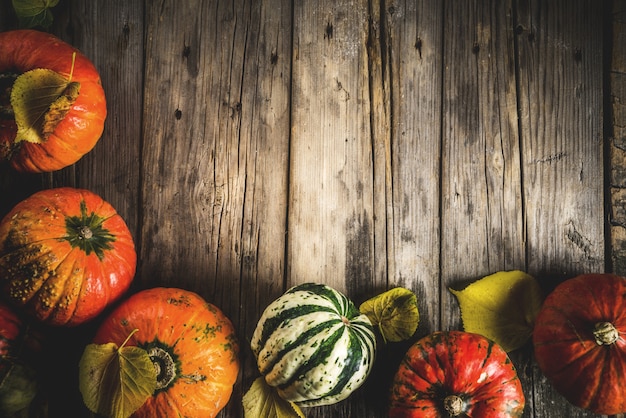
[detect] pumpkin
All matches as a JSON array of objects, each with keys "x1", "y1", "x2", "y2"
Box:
[
  {"x1": 0, "y1": 301, "x2": 39, "y2": 415},
  {"x1": 92, "y1": 287, "x2": 240, "y2": 418},
  {"x1": 0, "y1": 187, "x2": 136, "y2": 326},
  {"x1": 250, "y1": 282, "x2": 377, "y2": 407},
  {"x1": 532, "y1": 273, "x2": 626, "y2": 415},
  {"x1": 0, "y1": 29, "x2": 106, "y2": 172},
  {"x1": 389, "y1": 331, "x2": 525, "y2": 417}
]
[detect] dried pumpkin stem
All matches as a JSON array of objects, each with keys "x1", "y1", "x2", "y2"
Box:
[
  {"x1": 79, "y1": 226, "x2": 93, "y2": 240},
  {"x1": 443, "y1": 394, "x2": 465, "y2": 416},
  {"x1": 147, "y1": 346, "x2": 177, "y2": 390},
  {"x1": 593, "y1": 322, "x2": 619, "y2": 345}
]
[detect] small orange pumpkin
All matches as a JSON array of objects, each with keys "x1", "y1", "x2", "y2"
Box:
[
  {"x1": 92, "y1": 287, "x2": 240, "y2": 418},
  {"x1": 0, "y1": 29, "x2": 107, "y2": 172},
  {"x1": 0, "y1": 187, "x2": 136, "y2": 326}
]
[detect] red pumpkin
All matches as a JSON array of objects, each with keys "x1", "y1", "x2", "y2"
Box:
[
  {"x1": 533, "y1": 273, "x2": 626, "y2": 415},
  {"x1": 0, "y1": 187, "x2": 136, "y2": 326},
  {"x1": 0, "y1": 29, "x2": 106, "y2": 172},
  {"x1": 389, "y1": 331, "x2": 525, "y2": 417},
  {"x1": 92, "y1": 287, "x2": 240, "y2": 418}
]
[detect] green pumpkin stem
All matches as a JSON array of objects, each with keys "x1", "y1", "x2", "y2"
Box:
[
  {"x1": 64, "y1": 200, "x2": 116, "y2": 260},
  {"x1": 593, "y1": 322, "x2": 619, "y2": 345}
]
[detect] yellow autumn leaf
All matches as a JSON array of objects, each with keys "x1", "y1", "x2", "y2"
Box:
[
  {"x1": 359, "y1": 287, "x2": 419, "y2": 343},
  {"x1": 450, "y1": 270, "x2": 544, "y2": 352},
  {"x1": 243, "y1": 377, "x2": 305, "y2": 418},
  {"x1": 78, "y1": 330, "x2": 157, "y2": 418},
  {"x1": 11, "y1": 67, "x2": 80, "y2": 144}
]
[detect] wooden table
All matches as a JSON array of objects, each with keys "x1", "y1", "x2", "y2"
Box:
[{"x1": 1, "y1": 0, "x2": 623, "y2": 417}]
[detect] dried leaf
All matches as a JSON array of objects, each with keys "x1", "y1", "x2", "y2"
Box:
[
  {"x1": 11, "y1": 68, "x2": 80, "y2": 145},
  {"x1": 359, "y1": 287, "x2": 419, "y2": 343},
  {"x1": 12, "y1": 0, "x2": 59, "y2": 29},
  {"x1": 78, "y1": 330, "x2": 157, "y2": 418},
  {"x1": 450, "y1": 270, "x2": 544, "y2": 352},
  {"x1": 243, "y1": 377, "x2": 305, "y2": 418}
]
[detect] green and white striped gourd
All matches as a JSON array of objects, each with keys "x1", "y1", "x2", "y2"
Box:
[{"x1": 250, "y1": 282, "x2": 377, "y2": 407}]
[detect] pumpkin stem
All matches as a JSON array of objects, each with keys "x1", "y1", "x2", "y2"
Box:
[
  {"x1": 79, "y1": 226, "x2": 93, "y2": 240},
  {"x1": 443, "y1": 395, "x2": 465, "y2": 416},
  {"x1": 593, "y1": 322, "x2": 619, "y2": 345},
  {"x1": 64, "y1": 200, "x2": 116, "y2": 260},
  {"x1": 147, "y1": 346, "x2": 177, "y2": 391}
]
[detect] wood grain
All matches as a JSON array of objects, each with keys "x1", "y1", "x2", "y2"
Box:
[
  {"x1": 516, "y1": 0, "x2": 605, "y2": 417},
  {"x1": 0, "y1": 0, "x2": 617, "y2": 417}
]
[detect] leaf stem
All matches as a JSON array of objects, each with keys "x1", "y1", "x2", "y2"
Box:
[
  {"x1": 69, "y1": 52, "x2": 76, "y2": 81},
  {"x1": 120, "y1": 329, "x2": 139, "y2": 349}
]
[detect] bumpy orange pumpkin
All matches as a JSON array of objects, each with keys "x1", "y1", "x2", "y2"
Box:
[
  {"x1": 92, "y1": 287, "x2": 240, "y2": 418},
  {"x1": 0, "y1": 29, "x2": 106, "y2": 172},
  {"x1": 0, "y1": 187, "x2": 136, "y2": 326},
  {"x1": 533, "y1": 273, "x2": 626, "y2": 415}
]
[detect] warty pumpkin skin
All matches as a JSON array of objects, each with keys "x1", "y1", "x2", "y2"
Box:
[
  {"x1": 0, "y1": 187, "x2": 136, "y2": 326},
  {"x1": 92, "y1": 287, "x2": 240, "y2": 418},
  {"x1": 533, "y1": 273, "x2": 626, "y2": 415},
  {"x1": 389, "y1": 331, "x2": 525, "y2": 418},
  {"x1": 0, "y1": 29, "x2": 107, "y2": 172}
]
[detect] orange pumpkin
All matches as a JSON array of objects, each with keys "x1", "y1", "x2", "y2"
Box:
[
  {"x1": 0, "y1": 187, "x2": 136, "y2": 326},
  {"x1": 0, "y1": 29, "x2": 106, "y2": 172},
  {"x1": 92, "y1": 287, "x2": 240, "y2": 418}
]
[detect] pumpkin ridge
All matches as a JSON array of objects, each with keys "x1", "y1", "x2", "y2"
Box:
[
  {"x1": 278, "y1": 323, "x2": 345, "y2": 390},
  {"x1": 255, "y1": 304, "x2": 336, "y2": 351},
  {"x1": 3, "y1": 244, "x2": 64, "y2": 305},
  {"x1": 259, "y1": 318, "x2": 340, "y2": 376},
  {"x1": 55, "y1": 250, "x2": 91, "y2": 323},
  {"x1": 318, "y1": 329, "x2": 367, "y2": 401},
  {"x1": 287, "y1": 283, "x2": 356, "y2": 318},
  {"x1": 32, "y1": 249, "x2": 81, "y2": 322},
  {"x1": 581, "y1": 277, "x2": 616, "y2": 321}
]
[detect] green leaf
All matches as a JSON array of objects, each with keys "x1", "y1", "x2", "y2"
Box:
[
  {"x1": 12, "y1": 0, "x2": 60, "y2": 29},
  {"x1": 450, "y1": 270, "x2": 544, "y2": 352},
  {"x1": 243, "y1": 377, "x2": 305, "y2": 418},
  {"x1": 359, "y1": 287, "x2": 419, "y2": 343},
  {"x1": 78, "y1": 330, "x2": 157, "y2": 418},
  {"x1": 11, "y1": 67, "x2": 80, "y2": 145}
]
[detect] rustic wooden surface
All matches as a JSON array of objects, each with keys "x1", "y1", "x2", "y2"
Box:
[{"x1": 0, "y1": 0, "x2": 620, "y2": 417}]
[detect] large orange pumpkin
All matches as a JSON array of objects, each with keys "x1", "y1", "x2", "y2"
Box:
[
  {"x1": 0, "y1": 187, "x2": 136, "y2": 326},
  {"x1": 533, "y1": 273, "x2": 626, "y2": 415},
  {"x1": 0, "y1": 29, "x2": 106, "y2": 172},
  {"x1": 92, "y1": 287, "x2": 240, "y2": 418}
]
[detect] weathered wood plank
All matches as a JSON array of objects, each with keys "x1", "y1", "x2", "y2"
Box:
[
  {"x1": 384, "y1": 0, "x2": 444, "y2": 337},
  {"x1": 288, "y1": 0, "x2": 376, "y2": 299},
  {"x1": 611, "y1": 0, "x2": 626, "y2": 280},
  {"x1": 516, "y1": 0, "x2": 605, "y2": 417}
]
